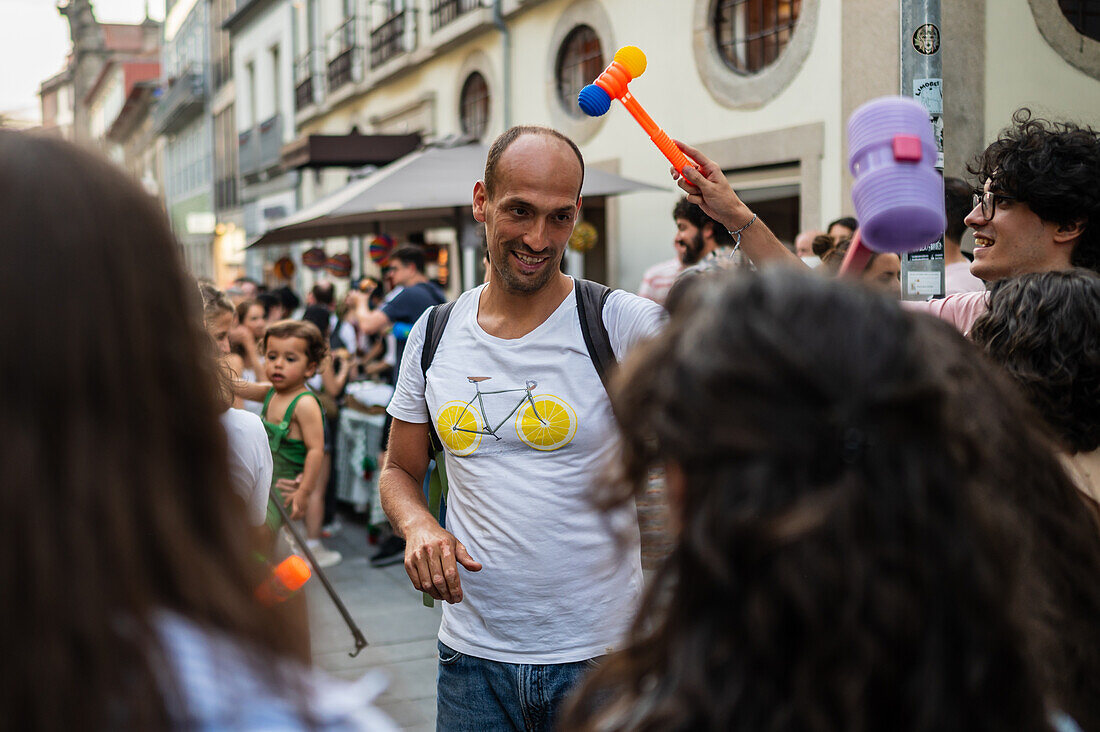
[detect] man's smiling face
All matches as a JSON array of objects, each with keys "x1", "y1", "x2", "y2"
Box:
[
  {"x1": 473, "y1": 134, "x2": 582, "y2": 295},
  {"x1": 965, "y1": 177, "x2": 1074, "y2": 282}
]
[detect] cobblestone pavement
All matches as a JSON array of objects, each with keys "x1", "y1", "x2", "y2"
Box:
[{"x1": 302, "y1": 516, "x2": 440, "y2": 731}]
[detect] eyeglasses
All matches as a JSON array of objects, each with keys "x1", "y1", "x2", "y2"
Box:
[{"x1": 972, "y1": 189, "x2": 1015, "y2": 220}]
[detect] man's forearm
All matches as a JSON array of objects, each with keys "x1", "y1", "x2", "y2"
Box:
[
  {"x1": 723, "y1": 203, "x2": 804, "y2": 269},
  {"x1": 380, "y1": 464, "x2": 436, "y2": 538}
]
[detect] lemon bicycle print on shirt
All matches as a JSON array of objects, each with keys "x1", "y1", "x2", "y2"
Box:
[{"x1": 435, "y1": 376, "x2": 578, "y2": 456}]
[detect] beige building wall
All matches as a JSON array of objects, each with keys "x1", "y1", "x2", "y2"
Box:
[
  {"x1": 290, "y1": 0, "x2": 1100, "y2": 290},
  {"x1": 985, "y1": 0, "x2": 1100, "y2": 141},
  {"x1": 299, "y1": 0, "x2": 846, "y2": 289}
]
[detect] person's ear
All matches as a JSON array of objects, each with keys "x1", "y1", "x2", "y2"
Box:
[
  {"x1": 473, "y1": 181, "x2": 488, "y2": 223},
  {"x1": 1053, "y1": 218, "x2": 1086, "y2": 245}
]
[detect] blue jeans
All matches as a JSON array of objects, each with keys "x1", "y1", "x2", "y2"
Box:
[{"x1": 435, "y1": 641, "x2": 598, "y2": 732}]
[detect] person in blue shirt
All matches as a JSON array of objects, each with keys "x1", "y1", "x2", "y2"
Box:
[
  {"x1": 355, "y1": 245, "x2": 446, "y2": 370},
  {"x1": 353, "y1": 245, "x2": 447, "y2": 567}
]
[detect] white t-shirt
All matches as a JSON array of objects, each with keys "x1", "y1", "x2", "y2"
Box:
[
  {"x1": 220, "y1": 408, "x2": 273, "y2": 527},
  {"x1": 388, "y1": 280, "x2": 664, "y2": 664}
]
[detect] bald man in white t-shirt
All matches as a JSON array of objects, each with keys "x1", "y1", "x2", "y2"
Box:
[{"x1": 380, "y1": 126, "x2": 663, "y2": 732}]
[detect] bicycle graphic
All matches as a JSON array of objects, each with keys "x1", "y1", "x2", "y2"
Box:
[{"x1": 435, "y1": 376, "x2": 577, "y2": 456}]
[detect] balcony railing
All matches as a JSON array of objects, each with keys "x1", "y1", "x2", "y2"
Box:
[
  {"x1": 326, "y1": 16, "x2": 360, "y2": 92},
  {"x1": 370, "y1": 10, "x2": 409, "y2": 67},
  {"x1": 238, "y1": 128, "x2": 257, "y2": 178},
  {"x1": 215, "y1": 175, "x2": 239, "y2": 211},
  {"x1": 238, "y1": 113, "x2": 284, "y2": 179},
  {"x1": 153, "y1": 67, "x2": 206, "y2": 135},
  {"x1": 429, "y1": 0, "x2": 482, "y2": 32},
  {"x1": 295, "y1": 50, "x2": 319, "y2": 110}
]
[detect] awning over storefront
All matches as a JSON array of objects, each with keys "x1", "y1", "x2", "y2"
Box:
[
  {"x1": 280, "y1": 132, "x2": 422, "y2": 170},
  {"x1": 248, "y1": 141, "x2": 659, "y2": 247}
]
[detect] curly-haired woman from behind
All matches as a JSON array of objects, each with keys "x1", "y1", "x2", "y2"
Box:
[
  {"x1": 969, "y1": 269, "x2": 1100, "y2": 730},
  {"x1": 0, "y1": 131, "x2": 395, "y2": 730},
  {"x1": 562, "y1": 270, "x2": 1094, "y2": 732},
  {"x1": 971, "y1": 269, "x2": 1100, "y2": 510}
]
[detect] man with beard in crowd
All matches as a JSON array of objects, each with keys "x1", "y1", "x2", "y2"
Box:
[{"x1": 638, "y1": 197, "x2": 730, "y2": 305}]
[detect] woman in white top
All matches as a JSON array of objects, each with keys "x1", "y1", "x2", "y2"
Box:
[
  {"x1": 0, "y1": 131, "x2": 392, "y2": 730},
  {"x1": 199, "y1": 283, "x2": 273, "y2": 527}
]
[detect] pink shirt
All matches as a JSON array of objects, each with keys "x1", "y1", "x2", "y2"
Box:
[
  {"x1": 637, "y1": 257, "x2": 683, "y2": 305},
  {"x1": 944, "y1": 261, "x2": 986, "y2": 295},
  {"x1": 902, "y1": 290, "x2": 989, "y2": 336}
]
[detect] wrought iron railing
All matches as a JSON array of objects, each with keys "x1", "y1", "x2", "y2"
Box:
[
  {"x1": 294, "y1": 50, "x2": 319, "y2": 110},
  {"x1": 370, "y1": 10, "x2": 408, "y2": 67},
  {"x1": 429, "y1": 0, "x2": 482, "y2": 32},
  {"x1": 237, "y1": 113, "x2": 283, "y2": 178},
  {"x1": 326, "y1": 16, "x2": 360, "y2": 91},
  {"x1": 215, "y1": 175, "x2": 239, "y2": 210},
  {"x1": 152, "y1": 65, "x2": 205, "y2": 135}
]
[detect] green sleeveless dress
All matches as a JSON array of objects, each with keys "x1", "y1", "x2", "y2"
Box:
[{"x1": 261, "y1": 389, "x2": 325, "y2": 531}]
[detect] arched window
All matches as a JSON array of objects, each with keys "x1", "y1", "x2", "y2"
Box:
[
  {"x1": 714, "y1": 0, "x2": 802, "y2": 74},
  {"x1": 556, "y1": 25, "x2": 604, "y2": 118},
  {"x1": 459, "y1": 71, "x2": 490, "y2": 140},
  {"x1": 1058, "y1": 0, "x2": 1100, "y2": 41}
]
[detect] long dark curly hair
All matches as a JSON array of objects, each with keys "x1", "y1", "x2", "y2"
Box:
[
  {"x1": 0, "y1": 132, "x2": 310, "y2": 728},
  {"x1": 970, "y1": 269, "x2": 1100, "y2": 454},
  {"x1": 563, "y1": 270, "x2": 1096, "y2": 732},
  {"x1": 968, "y1": 109, "x2": 1100, "y2": 273}
]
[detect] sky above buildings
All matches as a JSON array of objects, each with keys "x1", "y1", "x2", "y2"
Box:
[{"x1": 0, "y1": 0, "x2": 165, "y2": 123}]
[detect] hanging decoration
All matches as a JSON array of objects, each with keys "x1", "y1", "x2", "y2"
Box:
[
  {"x1": 273, "y1": 256, "x2": 296, "y2": 280},
  {"x1": 569, "y1": 221, "x2": 599, "y2": 253},
  {"x1": 369, "y1": 234, "x2": 395, "y2": 265},
  {"x1": 302, "y1": 246, "x2": 328, "y2": 270},
  {"x1": 326, "y1": 253, "x2": 352, "y2": 278}
]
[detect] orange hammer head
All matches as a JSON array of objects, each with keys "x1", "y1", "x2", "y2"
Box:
[{"x1": 577, "y1": 46, "x2": 647, "y2": 116}]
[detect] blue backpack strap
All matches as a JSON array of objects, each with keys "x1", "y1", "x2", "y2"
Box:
[{"x1": 574, "y1": 278, "x2": 616, "y2": 388}]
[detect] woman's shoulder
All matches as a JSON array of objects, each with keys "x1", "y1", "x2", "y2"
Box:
[
  {"x1": 156, "y1": 612, "x2": 398, "y2": 731},
  {"x1": 221, "y1": 408, "x2": 268, "y2": 444}
]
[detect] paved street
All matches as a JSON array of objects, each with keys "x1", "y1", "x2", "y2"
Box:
[{"x1": 302, "y1": 519, "x2": 441, "y2": 731}]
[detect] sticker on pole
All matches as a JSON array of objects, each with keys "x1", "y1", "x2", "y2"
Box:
[
  {"x1": 912, "y1": 24, "x2": 940, "y2": 55},
  {"x1": 912, "y1": 79, "x2": 942, "y2": 115},
  {"x1": 906, "y1": 270, "x2": 942, "y2": 298},
  {"x1": 913, "y1": 78, "x2": 944, "y2": 168}
]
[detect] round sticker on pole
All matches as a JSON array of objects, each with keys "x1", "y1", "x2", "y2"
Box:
[{"x1": 912, "y1": 24, "x2": 940, "y2": 55}]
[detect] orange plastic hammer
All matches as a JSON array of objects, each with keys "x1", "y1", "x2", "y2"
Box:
[{"x1": 578, "y1": 46, "x2": 694, "y2": 175}]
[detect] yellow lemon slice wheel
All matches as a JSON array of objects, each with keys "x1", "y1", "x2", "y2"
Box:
[
  {"x1": 436, "y1": 401, "x2": 483, "y2": 456},
  {"x1": 515, "y1": 395, "x2": 577, "y2": 452}
]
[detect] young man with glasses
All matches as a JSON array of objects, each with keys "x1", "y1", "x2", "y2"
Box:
[{"x1": 670, "y1": 109, "x2": 1100, "y2": 334}]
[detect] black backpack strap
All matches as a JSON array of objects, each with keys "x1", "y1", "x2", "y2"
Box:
[
  {"x1": 574, "y1": 279, "x2": 616, "y2": 387},
  {"x1": 421, "y1": 300, "x2": 456, "y2": 453}
]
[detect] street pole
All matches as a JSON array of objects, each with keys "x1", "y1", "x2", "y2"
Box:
[{"x1": 899, "y1": 0, "x2": 945, "y2": 300}]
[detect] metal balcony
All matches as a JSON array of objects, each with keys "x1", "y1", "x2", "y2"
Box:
[
  {"x1": 370, "y1": 10, "x2": 410, "y2": 67},
  {"x1": 295, "y1": 50, "x2": 320, "y2": 110},
  {"x1": 429, "y1": 0, "x2": 483, "y2": 32},
  {"x1": 238, "y1": 113, "x2": 284, "y2": 179},
  {"x1": 326, "y1": 16, "x2": 361, "y2": 93},
  {"x1": 153, "y1": 69, "x2": 206, "y2": 135}
]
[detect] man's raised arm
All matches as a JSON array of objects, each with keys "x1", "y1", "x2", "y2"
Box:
[
  {"x1": 673, "y1": 140, "x2": 805, "y2": 270},
  {"x1": 380, "y1": 418, "x2": 481, "y2": 604}
]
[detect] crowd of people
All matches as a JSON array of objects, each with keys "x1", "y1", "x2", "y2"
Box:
[{"x1": 3, "y1": 103, "x2": 1099, "y2": 732}]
